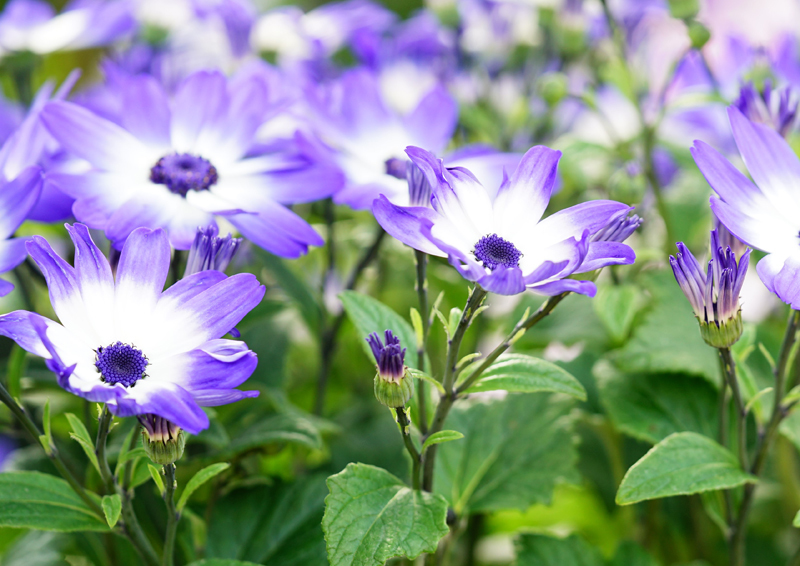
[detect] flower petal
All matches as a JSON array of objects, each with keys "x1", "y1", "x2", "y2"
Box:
[
  {"x1": 0, "y1": 166, "x2": 42, "y2": 239},
  {"x1": 372, "y1": 195, "x2": 444, "y2": 256}
]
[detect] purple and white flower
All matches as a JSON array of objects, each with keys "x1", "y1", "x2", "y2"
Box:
[
  {"x1": 373, "y1": 145, "x2": 637, "y2": 296},
  {"x1": 670, "y1": 229, "x2": 750, "y2": 346},
  {"x1": 0, "y1": 0, "x2": 133, "y2": 56},
  {"x1": 0, "y1": 224, "x2": 265, "y2": 433},
  {"x1": 41, "y1": 69, "x2": 339, "y2": 257},
  {"x1": 692, "y1": 106, "x2": 800, "y2": 309}
]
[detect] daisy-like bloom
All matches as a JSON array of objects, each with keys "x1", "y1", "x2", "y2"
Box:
[
  {"x1": 670, "y1": 230, "x2": 750, "y2": 348},
  {"x1": 692, "y1": 106, "x2": 800, "y2": 309},
  {"x1": 306, "y1": 68, "x2": 457, "y2": 210},
  {"x1": 41, "y1": 69, "x2": 338, "y2": 257},
  {"x1": 0, "y1": 224, "x2": 265, "y2": 434},
  {"x1": 367, "y1": 330, "x2": 412, "y2": 408},
  {"x1": 0, "y1": 0, "x2": 133, "y2": 56},
  {"x1": 373, "y1": 146, "x2": 637, "y2": 296}
]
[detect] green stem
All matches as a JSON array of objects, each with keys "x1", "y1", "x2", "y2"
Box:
[
  {"x1": 717, "y1": 373, "x2": 734, "y2": 527},
  {"x1": 456, "y1": 293, "x2": 568, "y2": 394},
  {"x1": 730, "y1": 310, "x2": 800, "y2": 566},
  {"x1": 162, "y1": 464, "x2": 179, "y2": 566},
  {"x1": 395, "y1": 407, "x2": 421, "y2": 490},
  {"x1": 421, "y1": 286, "x2": 488, "y2": 492},
  {"x1": 314, "y1": 226, "x2": 386, "y2": 415},
  {"x1": 415, "y1": 250, "x2": 430, "y2": 435},
  {"x1": 0, "y1": 379, "x2": 103, "y2": 517},
  {"x1": 96, "y1": 407, "x2": 115, "y2": 493},
  {"x1": 718, "y1": 348, "x2": 747, "y2": 471}
]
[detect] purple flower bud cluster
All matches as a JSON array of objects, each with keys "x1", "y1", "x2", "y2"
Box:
[{"x1": 367, "y1": 330, "x2": 406, "y2": 383}]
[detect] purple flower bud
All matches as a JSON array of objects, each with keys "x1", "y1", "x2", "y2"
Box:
[
  {"x1": 184, "y1": 225, "x2": 242, "y2": 277},
  {"x1": 367, "y1": 330, "x2": 406, "y2": 383},
  {"x1": 669, "y1": 230, "x2": 750, "y2": 347},
  {"x1": 138, "y1": 414, "x2": 185, "y2": 465},
  {"x1": 734, "y1": 81, "x2": 798, "y2": 138},
  {"x1": 592, "y1": 211, "x2": 642, "y2": 243}
]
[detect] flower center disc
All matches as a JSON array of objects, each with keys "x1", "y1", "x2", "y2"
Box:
[
  {"x1": 473, "y1": 234, "x2": 522, "y2": 270},
  {"x1": 150, "y1": 153, "x2": 218, "y2": 196},
  {"x1": 95, "y1": 342, "x2": 148, "y2": 387}
]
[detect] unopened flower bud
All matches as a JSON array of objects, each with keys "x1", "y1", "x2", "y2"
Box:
[
  {"x1": 139, "y1": 414, "x2": 185, "y2": 465},
  {"x1": 367, "y1": 330, "x2": 413, "y2": 408},
  {"x1": 184, "y1": 225, "x2": 242, "y2": 277}
]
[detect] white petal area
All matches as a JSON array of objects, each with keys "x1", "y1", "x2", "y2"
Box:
[
  {"x1": 45, "y1": 323, "x2": 98, "y2": 388},
  {"x1": 186, "y1": 186, "x2": 242, "y2": 213},
  {"x1": 12, "y1": 10, "x2": 89, "y2": 54},
  {"x1": 428, "y1": 214, "x2": 479, "y2": 260}
]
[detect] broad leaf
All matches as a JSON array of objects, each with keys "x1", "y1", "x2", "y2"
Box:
[
  {"x1": 207, "y1": 475, "x2": 328, "y2": 566},
  {"x1": 514, "y1": 533, "x2": 603, "y2": 566},
  {"x1": 596, "y1": 361, "x2": 718, "y2": 444},
  {"x1": 102, "y1": 494, "x2": 122, "y2": 528},
  {"x1": 422, "y1": 430, "x2": 463, "y2": 452},
  {"x1": 593, "y1": 284, "x2": 645, "y2": 343},
  {"x1": 178, "y1": 463, "x2": 230, "y2": 512},
  {"x1": 0, "y1": 471, "x2": 108, "y2": 531},
  {"x1": 2, "y1": 531, "x2": 68, "y2": 566},
  {"x1": 323, "y1": 463, "x2": 448, "y2": 566},
  {"x1": 340, "y1": 291, "x2": 420, "y2": 368},
  {"x1": 606, "y1": 272, "x2": 719, "y2": 387},
  {"x1": 435, "y1": 393, "x2": 578, "y2": 514},
  {"x1": 616, "y1": 432, "x2": 757, "y2": 505},
  {"x1": 608, "y1": 541, "x2": 661, "y2": 566},
  {"x1": 463, "y1": 354, "x2": 586, "y2": 400},
  {"x1": 213, "y1": 414, "x2": 323, "y2": 459}
]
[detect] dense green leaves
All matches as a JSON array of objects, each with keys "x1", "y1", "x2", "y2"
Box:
[
  {"x1": 515, "y1": 533, "x2": 603, "y2": 566},
  {"x1": 0, "y1": 472, "x2": 107, "y2": 532},
  {"x1": 435, "y1": 393, "x2": 578, "y2": 513},
  {"x1": 616, "y1": 432, "x2": 757, "y2": 505},
  {"x1": 596, "y1": 361, "x2": 718, "y2": 444},
  {"x1": 323, "y1": 463, "x2": 449, "y2": 566},
  {"x1": 207, "y1": 475, "x2": 328, "y2": 565},
  {"x1": 463, "y1": 354, "x2": 586, "y2": 400},
  {"x1": 340, "y1": 291, "x2": 420, "y2": 368}
]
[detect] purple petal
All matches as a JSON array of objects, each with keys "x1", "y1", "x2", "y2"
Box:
[
  {"x1": 41, "y1": 101, "x2": 152, "y2": 172},
  {"x1": 112, "y1": 382, "x2": 209, "y2": 435},
  {"x1": 494, "y1": 146, "x2": 561, "y2": 227},
  {"x1": 691, "y1": 140, "x2": 768, "y2": 212},
  {"x1": 172, "y1": 339, "x2": 258, "y2": 391},
  {"x1": 191, "y1": 389, "x2": 259, "y2": 406},
  {"x1": 772, "y1": 254, "x2": 800, "y2": 309},
  {"x1": 0, "y1": 166, "x2": 43, "y2": 239},
  {"x1": 115, "y1": 227, "x2": 170, "y2": 310},
  {"x1": 0, "y1": 310, "x2": 53, "y2": 358},
  {"x1": 531, "y1": 201, "x2": 632, "y2": 249},
  {"x1": 576, "y1": 241, "x2": 636, "y2": 272},
  {"x1": 372, "y1": 195, "x2": 444, "y2": 256},
  {"x1": 26, "y1": 235, "x2": 84, "y2": 329},
  {"x1": 709, "y1": 196, "x2": 793, "y2": 253},
  {"x1": 160, "y1": 270, "x2": 228, "y2": 308},
  {"x1": 530, "y1": 279, "x2": 597, "y2": 297},
  {"x1": 404, "y1": 85, "x2": 457, "y2": 152},
  {"x1": 170, "y1": 71, "x2": 228, "y2": 153},
  {"x1": 120, "y1": 74, "x2": 171, "y2": 148},
  {"x1": 228, "y1": 203, "x2": 323, "y2": 258},
  {"x1": 0, "y1": 238, "x2": 29, "y2": 274},
  {"x1": 477, "y1": 266, "x2": 526, "y2": 295}
]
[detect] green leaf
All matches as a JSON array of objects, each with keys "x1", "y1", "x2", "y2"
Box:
[
  {"x1": 148, "y1": 464, "x2": 165, "y2": 495},
  {"x1": 608, "y1": 541, "x2": 661, "y2": 566},
  {"x1": 793, "y1": 509, "x2": 800, "y2": 528},
  {"x1": 64, "y1": 413, "x2": 101, "y2": 474},
  {"x1": 101, "y1": 494, "x2": 122, "y2": 528},
  {"x1": 596, "y1": 361, "x2": 718, "y2": 444},
  {"x1": 3, "y1": 531, "x2": 68, "y2": 566},
  {"x1": 340, "y1": 291, "x2": 420, "y2": 368},
  {"x1": 462, "y1": 354, "x2": 586, "y2": 400},
  {"x1": 323, "y1": 463, "x2": 449, "y2": 566},
  {"x1": 421, "y1": 430, "x2": 464, "y2": 452},
  {"x1": 213, "y1": 414, "x2": 323, "y2": 459},
  {"x1": 258, "y1": 251, "x2": 321, "y2": 331},
  {"x1": 177, "y1": 463, "x2": 230, "y2": 512},
  {"x1": 514, "y1": 533, "x2": 603, "y2": 566},
  {"x1": 435, "y1": 393, "x2": 578, "y2": 514},
  {"x1": 408, "y1": 368, "x2": 445, "y2": 394},
  {"x1": 616, "y1": 432, "x2": 757, "y2": 505},
  {"x1": 117, "y1": 447, "x2": 147, "y2": 466},
  {"x1": 593, "y1": 284, "x2": 645, "y2": 343},
  {"x1": 207, "y1": 475, "x2": 328, "y2": 565},
  {"x1": 607, "y1": 271, "x2": 719, "y2": 387},
  {"x1": 187, "y1": 561, "x2": 262, "y2": 566},
  {"x1": 0, "y1": 471, "x2": 107, "y2": 532}
]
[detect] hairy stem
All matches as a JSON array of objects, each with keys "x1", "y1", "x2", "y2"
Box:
[
  {"x1": 395, "y1": 407, "x2": 421, "y2": 490},
  {"x1": 718, "y1": 348, "x2": 747, "y2": 471},
  {"x1": 314, "y1": 226, "x2": 386, "y2": 415},
  {"x1": 162, "y1": 463, "x2": 179, "y2": 566},
  {"x1": 415, "y1": 250, "x2": 430, "y2": 434},
  {"x1": 421, "y1": 286, "x2": 488, "y2": 492}
]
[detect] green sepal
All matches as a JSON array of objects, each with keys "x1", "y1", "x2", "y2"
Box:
[{"x1": 374, "y1": 369, "x2": 414, "y2": 408}]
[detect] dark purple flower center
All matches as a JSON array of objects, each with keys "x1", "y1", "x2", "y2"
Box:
[
  {"x1": 473, "y1": 234, "x2": 522, "y2": 270},
  {"x1": 150, "y1": 153, "x2": 218, "y2": 197},
  {"x1": 95, "y1": 342, "x2": 148, "y2": 387}
]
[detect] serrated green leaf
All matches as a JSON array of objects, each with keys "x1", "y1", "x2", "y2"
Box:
[
  {"x1": 462, "y1": 354, "x2": 586, "y2": 400},
  {"x1": 593, "y1": 284, "x2": 644, "y2": 343},
  {"x1": 101, "y1": 494, "x2": 121, "y2": 528},
  {"x1": 340, "y1": 291, "x2": 420, "y2": 368},
  {"x1": 435, "y1": 393, "x2": 578, "y2": 514},
  {"x1": 421, "y1": 430, "x2": 463, "y2": 452},
  {"x1": 178, "y1": 463, "x2": 230, "y2": 512},
  {"x1": 323, "y1": 463, "x2": 448, "y2": 566},
  {"x1": 0, "y1": 471, "x2": 107, "y2": 532},
  {"x1": 65, "y1": 413, "x2": 100, "y2": 474},
  {"x1": 595, "y1": 361, "x2": 718, "y2": 444},
  {"x1": 408, "y1": 368, "x2": 445, "y2": 394},
  {"x1": 616, "y1": 432, "x2": 757, "y2": 505},
  {"x1": 206, "y1": 475, "x2": 328, "y2": 565},
  {"x1": 514, "y1": 533, "x2": 603, "y2": 566},
  {"x1": 148, "y1": 464, "x2": 165, "y2": 495}
]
